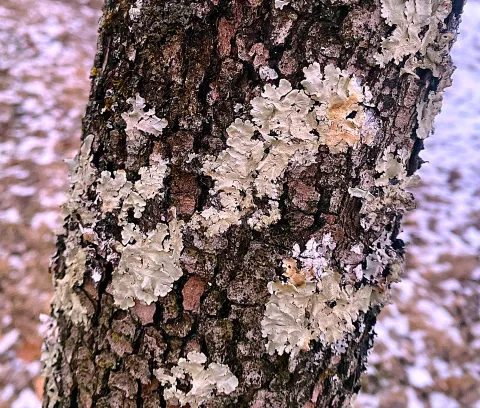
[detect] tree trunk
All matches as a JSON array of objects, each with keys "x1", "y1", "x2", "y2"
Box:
[{"x1": 42, "y1": 0, "x2": 463, "y2": 407}]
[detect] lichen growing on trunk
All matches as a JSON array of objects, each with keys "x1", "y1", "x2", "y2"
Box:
[{"x1": 42, "y1": 0, "x2": 463, "y2": 406}]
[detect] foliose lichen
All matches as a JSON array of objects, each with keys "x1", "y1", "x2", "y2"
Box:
[
  {"x1": 96, "y1": 153, "x2": 169, "y2": 219},
  {"x1": 39, "y1": 314, "x2": 61, "y2": 408},
  {"x1": 112, "y1": 209, "x2": 184, "y2": 309},
  {"x1": 51, "y1": 235, "x2": 89, "y2": 326},
  {"x1": 129, "y1": 0, "x2": 143, "y2": 22},
  {"x1": 275, "y1": 0, "x2": 291, "y2": 9},
  {"x1": 262, "y1": 261, "x2": 372, "y2": 357},
  {"x1": 191, "y1": 63, "x2": 377, "y2": 236},
  {"x1": 121, "y1": 93, "x2": 168, "y2": 138},
  {"x1": 375, "y1": 0, "x2": 452, "y2": 76},
  {"x1": 377, "y1": 0, "x2": 454, "y2": 141},
  {"x1": 261, "y1": 237, "x2": 373, "y2": 357},
  {"x1": 348, "y1": 146, "x2": 418, "y2": 232},
  {"x1": 62, "y1": 134, "x2": 97, "y2": 225},
  {"x1": 154, "y1": 352, "x2": 238, "y2": 407}
]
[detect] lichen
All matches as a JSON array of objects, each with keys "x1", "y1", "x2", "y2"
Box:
[
  {"x1": 375, "y1": 0, "x2": 452, "y2": 76},
  {"x1": 261, "y1": 238, "x2": 373, "y2": 357},
  {"x1": 377, "y1": 0, "x2": 455, "y2": 148},
  {"x1": 97, "y1": 170, "x2": 132, "y2": 213},
  {"x1": 275, "y1": 0, "x2": 291, "y2": 9},
  {"x1": 96, "y1": 154, "x2": 169, "y2": 220},
  {"x1": 129, "y1": 0, "x2": 143, "y2": 22},
  {"x1": 93, "y1": 128, "x2": 175, "y2": 310},
  {"x1": 417, "y1": 91, "x2": 444, "y2": 139},
  {"x1": 192, "y1": 63, "x2": 377, "y2": 236},
  {"x1": 121, "y1": 93, "x2": 168, "y2": 138},
  {"x1": 112, "y1": 209, "x2": 184, "y2": 309},
  {"x1": 154, "y1": 352, "x2": 238, "y2": 407},
  {"x1": 349, "y1": 146, "x2": 417, "y2": 231},
  {"x1": 51, "y1": 235, "x2": 88, "y2": 326},
  {"x1": 62, "y1": 134, "x2": 97, "y2": 224},
  {"x1": 262, "y1": 265, "x2": 372, "y2": 357},
  {"x1": 39, "y1": 314, "x2": 61, "y2": 408}
]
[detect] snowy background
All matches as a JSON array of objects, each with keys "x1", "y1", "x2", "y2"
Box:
[{"x1": 0, "y1": 0, "x2": 478, "y2": 407}]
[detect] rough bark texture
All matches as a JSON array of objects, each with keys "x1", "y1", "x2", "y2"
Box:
[{"x1": 43, "y1": 0, "x2": 463, "y2": 407}]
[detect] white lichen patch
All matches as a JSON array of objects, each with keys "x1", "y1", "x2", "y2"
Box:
[
  {"x1": 376, "y1": 0, "x2": 452, "y2": 75},
  {"x1": 349, "y1": 146, "x2": 417, "y2": 231},
  {"x1": 135, "y1": 155, "x2": 169, "y2": 199},
  {"x1": 417, "y1": 91, "x2": 444, "y2": 139},
  {"x1": 111, "y1": 209, "x2": 184, "y2": 309},
  {"x1": 275, "y1": 0, "x2": 291, "y2": 9},
  {"x1": 301, "y1": 63, "x2": 376, "y2": 151},
  {"x1": 364, "y1": 230, "x2": 395, "y2": 279},
  {"x1": 192, "y1": 63, "x2": 377, "y2": 236},
  {"x1": 154, "y1": 352, "x2": 238, "y2": 407},
  {"x1": 51, "y1": 236, "x2": 88, "y2": 326},
  {"x1": 261, "y1": 236, "x2": 373, "y2": 357},
  {"x1": 97, "y1": 170, "x2": 132, "y2": 213},
  {"x1": 292, "y1": 233, "x2": 337, "y2": 277},
  {"x1": 96, "y1": 154, "x2": 169, "y2": 220},
  {"x1": 129, "y1": 0, "x2": 143, "y2": 22},
  {"x1": 374, "y1": 148, "x2": 408, "y2": 187},
  {"x1": 377, "y1": 0, "x2": 455, "y2": 145},
  {"x1": 122, "y1": 93, "x2": 168, "y2": 138},
  {"x1": 259, "y1": 66, "x2": 279, "y2": 80},
  {"x1": 62, "y1": 134, "x2": 97, "y2": 224},
  {"x1": 262, "y1": 265, "x2": 372, "y2": 357},
  {"x1": 93, "y1": 146, "x2": 174, "y2": 309},
  {"x1": 39, "y1": 314, "x2": 61, "y2": 408}
]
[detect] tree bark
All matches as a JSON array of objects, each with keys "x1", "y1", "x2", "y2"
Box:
[{"x1": 42, "y1": 0, "x2": 463, "y2": 407}]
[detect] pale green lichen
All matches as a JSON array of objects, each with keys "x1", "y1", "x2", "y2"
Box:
[
  {"x1": 364, "y1": 230, "x2": 395, "y2": 279},
  {"x1": 376, "y1": 0, "x2": 454, "y2": 142},
  {"x1": 112, "y1": 209, "x2": 184, "y2": 309},
  {"x1": 261, "y1": 238, "x2": 372, "y2": 357},
  {"x1": 349, "y1": 146, "x2": 417, "y2": 231},
  {"x1": 122, "y1": 93, "x2": 167, "y2": 138},
  {"x1": 97, "y1": 170, "x2": 132, "y2": 213},
  {"x1": 154, "y1": 352, "x2": 238, "y2": 407},
  {"x1": 417, "y1": 91, "x2": 444, "y2": 139},
  {"x1": 376, "y1": 0, "x2": 452, "y2": 76},
  {"x1": 275, "y1": 0, "x2": 291, "y2": 9},
  {"x1": 129, "y1": 0, "x2": 143, "y2": 21},
  {"x1": 135, "y1": 155, "x2": 169, "y2": 199},
  {"x1": 192, "y1": 63, "x2": 377, "y2": 236},
  {"x1": 39, "y1": 314, "x2": 61, "y2": 408},
  {"x1": 262, "y1": 267, "x2": 372, "y2": 357},
  {"x1": 51, "y1": 236, "x2": 88, "y2": 326},
  {"x1": 62, "y1": 134, "x2": 97, "y2": 225},
  {"x1": 96, "y1": 154, "x2": 169, "y2": 220},
  {"x1": 92, "y1": 124, "x2": 177, "y2": 309}
]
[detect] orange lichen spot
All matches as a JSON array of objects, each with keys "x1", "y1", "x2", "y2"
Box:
[
  {"x1": 325, "y1": 84, "x2": 365, "y2": 150},
  {"x1": 283, "y1": 258, "x2": 313, "y2": 287}
]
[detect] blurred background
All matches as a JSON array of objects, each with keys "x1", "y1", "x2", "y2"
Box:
[{"x1": 0, "y1": 0, "x2": 478, "y2": 407}]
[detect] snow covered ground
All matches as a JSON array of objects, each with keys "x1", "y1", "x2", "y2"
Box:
[{"x1": 0, "y1": 1, "x2": 478, "y2": 407}]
